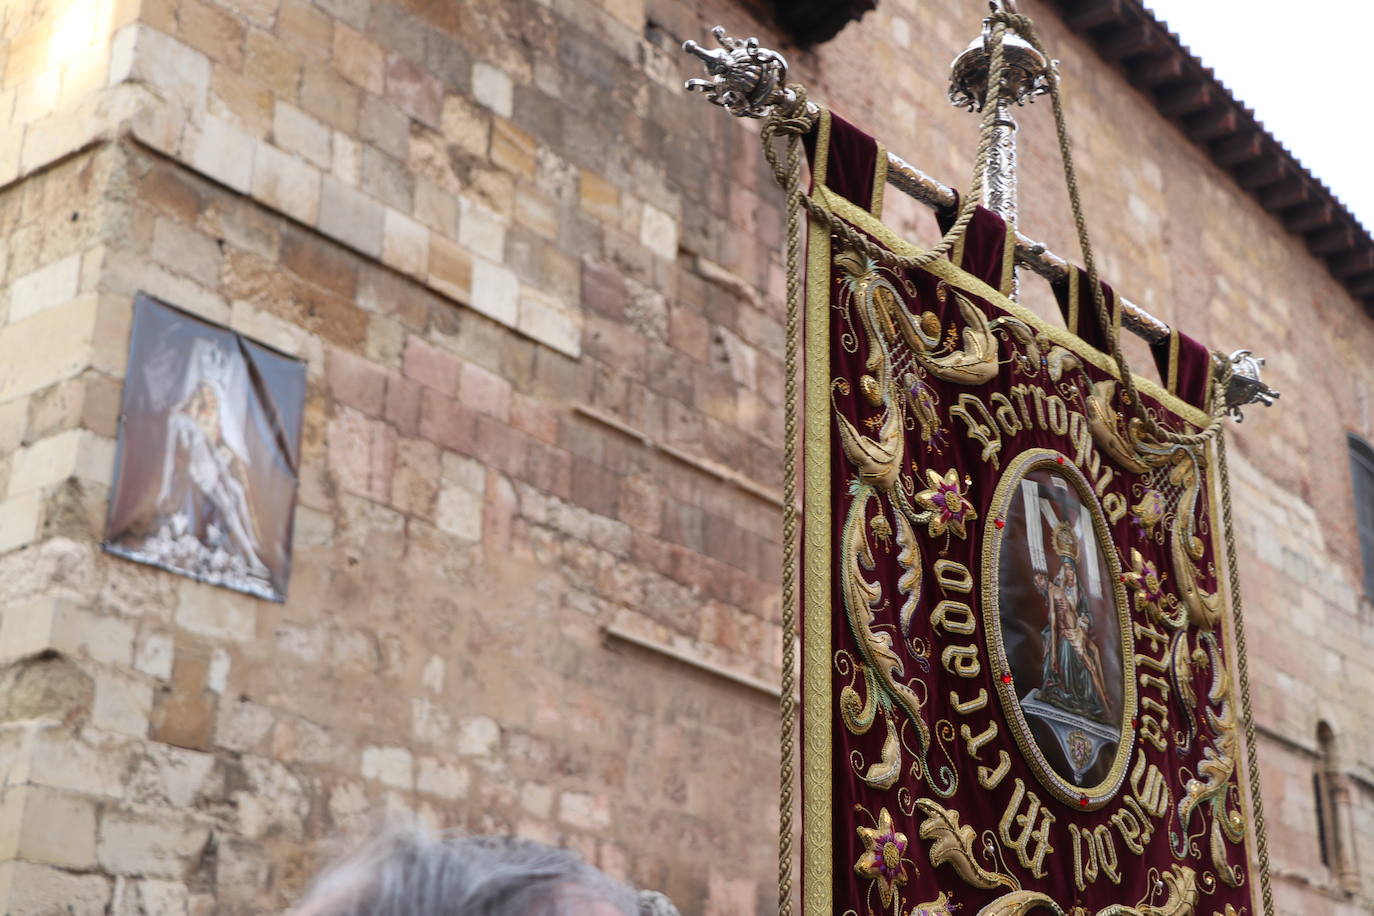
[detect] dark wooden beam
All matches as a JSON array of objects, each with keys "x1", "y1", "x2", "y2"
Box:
[
  {"x1": 1259, "y1": 179, "x2": 1312, "y2": 213},
  {"x1": 1211, "y1": 132, "x2": 1263, "y2": 166},
  {"x1": 1283, "y1": 202, "x2": 1336, "y2": 233},
  {"x1": 1063, "y1": 0, "x2": 1124, "y2": 32},
  {"x1": 1098, "y1": 24, "x2": 1160, "y2": 59},
  {"x1": 1156, "y1": 82, "x2": 1214, "y2": 118},
  {"x1": 772, "y1": 0, "x2": 876, "y2": 46},
  {"x1": 1347, "y1": 272, "x2": 1374, "y2": 298},
  {"x1": 1128, "y1": 54, "x2": 1187, "y2": 88},
  {"x1": 1234, "y1": 156, "x2": 1286, "y2": 190},
  {"x1": 1307, "y1": 225, "x2": 1357, "y2": 256},
  {"x1": 1329, "y1": 248, "x2": 1374, "y2": 280},
  {"x1": 1182, "y1": 107, "x2": 1239, "y2": 142}
]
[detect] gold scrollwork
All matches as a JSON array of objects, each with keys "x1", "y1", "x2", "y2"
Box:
[
  {"x1": 915, "y1": 796, "x2": 1202, "y2": 915},
  {"x1": 1174, "y1": 633, "x2": 1246, "y2": 886},
  {"x1": 839, "y1": 482, "x2": 952, "y2": 796}
]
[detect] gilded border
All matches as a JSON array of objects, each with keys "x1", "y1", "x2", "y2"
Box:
[
  {"x1": 1064, "y1": 267, "x2": 1080, "y2": 337},
  {"x1": 813, "y1": 186, "x2": 1211, "y2": 429},
  {"x1": 1166, "y1": 329, "x2": 1180, "y2": 396},
  {"x1": 1000, "y1": 220, "x2": 1017, "y2": 298},
  {"x1": 1206, "y1": 438, "x2": 1266, "y2": 914},
  {"x1": 801, "y1": 187, "x2": 835, "y2": 916},
  {"x1": 980, "y1": 447, "x2": 1139, "y2": 809},
  {"x1": 871, "y1": 143, "x2": 888, "y2": 219}
]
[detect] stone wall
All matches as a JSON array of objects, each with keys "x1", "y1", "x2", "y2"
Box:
[{"x1": 0, "y1": 0, "x2": 1369, "y2": 912}]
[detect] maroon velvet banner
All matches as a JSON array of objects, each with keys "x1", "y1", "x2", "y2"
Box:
[{"x1": 801, "y1": 111, "x2": 1254, "y2": 916}]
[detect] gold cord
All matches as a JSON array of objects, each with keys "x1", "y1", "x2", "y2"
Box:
[
  {"x1": 1217, "y1": 429, "x2": 1275, "y2": 915},
  {"x1": 777, "y1": 88, "x2": 803, "y2": 916}
]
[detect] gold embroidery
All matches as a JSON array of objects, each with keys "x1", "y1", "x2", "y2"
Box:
[
  {"x1": 854, "y1": 806, "x2": 912, "y2": 909},
  {"x1": 914, "y1": 468, "x2": 977, "y2": 539},
  {"x1": 998, "y1": 778, "x2": 1056, "y2": 878},
  {"x1": 1167, "y1": 329, "x2": 1181, "y2": 395},
  {"x1": 934, "y1": 558, "x2": 974, "y2": 593},
  {"x1": 960, "y1": 720, "x2": 999, "y2": 758},
  {"x1": 816, "y1": 187, "x2": 1211, "y2": 428},
  {"x1": 1175, "y1": 632, "x2": 1246, "y2": 887},
  {"x1": 917, "y1": 796, "x2": 1202, "y2": 914},
  {"x1": 895, "y1": 508, "x2": 922, "y2": 636},
  {"x1": 800, "y1": 177, "x2": 834, "y2": 916},
  {"x1": 1066, "y1": 267, "x2": 1080, "y2": 337},
  {"x1": 950, "y1": 689, "x2": 988, "y2": 715},
  {"x1": 805, "y1": 121, "x2": 1249, "y2": 913},
  {"x1": 914, "y1": 798, "x2": 1016, "y2": 891},
  {"x1": 950, "y1": 393, "x2": 1004, "y2": 464},
  {"x1": 978, "y1": 750, "x2": 1012, "y2": 790},
  {"x1": 871, "y1": 142, "x2": 888, "y2": 218},
  {"x1": 1000, "y1": 220, "x2": 1018, "y2": 298}
]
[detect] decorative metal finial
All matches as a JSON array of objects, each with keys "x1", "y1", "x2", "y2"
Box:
[
  {"x1": 948, "y1": 21, "x2": 1054, "y2": 111},
  {"x1": 683, "y1": 26, "x2": 794, "y2": 119},
  {"x1": 947, "y1": 7, "x2": 1054, "y2": 296},
  {"x1": 1222, "y1": 350, "x2": 1280, "y2": 422}
]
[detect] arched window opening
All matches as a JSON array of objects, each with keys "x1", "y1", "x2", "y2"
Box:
[
  {"x1": 1348, "y1": 435, "x2": 1374, "y2": 597},
  {"x1": 1312, "y1": 721, "x2": 1355, "y2": 887}
]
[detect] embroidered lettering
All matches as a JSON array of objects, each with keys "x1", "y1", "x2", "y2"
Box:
[{"x1": 999, "y1": 778, "x2": 1056, "y2": 878}]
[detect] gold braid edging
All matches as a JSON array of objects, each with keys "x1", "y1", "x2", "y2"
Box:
[
  {"x1": 776, "y1": 83, "x2": 804, "y2": 916},
  {"x1": 1217, "y1": 431, "x2": 1274, "y2": 915}
]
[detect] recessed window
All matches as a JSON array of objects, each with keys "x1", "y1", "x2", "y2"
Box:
[
  {"x1": 1349, "y1": 435, "x2": 1374, "y2": 597},
  {"x1": 1313, "y1": 721, "x2": 1355, "y2": 888}
]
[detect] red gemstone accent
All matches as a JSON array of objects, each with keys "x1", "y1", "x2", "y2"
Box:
[
  {"x1": 1079, "y1": 796, "x2": 1088, "y2": 807},
  {"x1": 1056, "y1": 455, "x2": 1065, "y2": 464},
  {"x1": 995, "y1": 519, "x2": 1005, "y2": 529},
  {"x1": 1001, "y1": 673, "x2": 1013, "y2": 684},
  {"x1": 1131, "y1": 717, "x2": 1139, "y2": 729}
]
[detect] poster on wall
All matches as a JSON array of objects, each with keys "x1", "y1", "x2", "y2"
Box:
[
  {"x1": 103, "y1": 293, "x2": 307, "y2": 602},
  {"x1": 799, "y1": 112, "x2": 1261, "y2": 915}
]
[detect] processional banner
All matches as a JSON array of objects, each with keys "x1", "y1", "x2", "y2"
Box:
[{"x1": 801, "y1": 112, "x2": 1257, "y2": 915}]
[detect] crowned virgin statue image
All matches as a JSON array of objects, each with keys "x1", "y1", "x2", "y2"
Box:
[
  {"x1": 1033, "y1": 522, "x2": 1114, "y2": 725},
  {"x1": 996, "y1": 470, "x2": 1125, "y2": 787}
]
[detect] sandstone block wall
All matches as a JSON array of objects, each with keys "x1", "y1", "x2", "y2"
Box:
[{"x1": 0, "y1": 0, "x2": 1369, "y2": 912}]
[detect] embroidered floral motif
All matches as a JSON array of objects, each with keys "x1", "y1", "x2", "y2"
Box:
[
  {"x1": 915, "y1": 468, "x2": 977, "y2": 539},
  {"x1": 1122, "y1": 549, "x2": 1164, "y2": 618},
  {"x1": 855, "y1": 807, "x2": 911, "y2": 909},
  {"x1": 1132, "y1": 489, "x2": 1166, "y2": 531}
]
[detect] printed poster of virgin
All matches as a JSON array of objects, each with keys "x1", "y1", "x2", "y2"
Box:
[{"x1": 103, "y1": 293, "x2": 307, "y2": 602}]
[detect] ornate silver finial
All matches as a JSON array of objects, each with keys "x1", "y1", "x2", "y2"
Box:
[
  {"x1": 948, "y1": 22, "x2": 1054, "y2": 111},
  {"x1": 1222, "y1": 350, "x2": 1280, "y2": 422},
  {"x1": 683, "y1": 26, "x2": 794, "y2": 119}
]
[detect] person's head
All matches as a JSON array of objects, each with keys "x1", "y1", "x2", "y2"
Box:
[{"x1": 293, "y1": 826, "x2": 639, "y2": 916}]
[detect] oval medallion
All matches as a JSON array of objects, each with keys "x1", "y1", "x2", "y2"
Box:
[{"x1": 983, "y1": 448, "x2": 1136, "y2": 808}]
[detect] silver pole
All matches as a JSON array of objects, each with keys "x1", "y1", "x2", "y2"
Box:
[
  {"x1": 985, "y1": 101, "x2": 1019, "y2": 227},
  {"x1": 989, "y1": 100, "x2": 1020, "y2": 296}
]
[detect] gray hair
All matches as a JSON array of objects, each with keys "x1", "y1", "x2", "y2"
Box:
[{"x1": 293, "y1": 826, "x2": 644, "y2": 916}]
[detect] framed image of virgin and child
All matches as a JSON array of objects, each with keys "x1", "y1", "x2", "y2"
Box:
[{"x1": 103, "y1": 294, "x2": 306, "y2": 602}]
